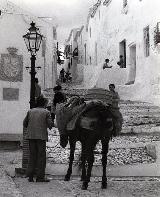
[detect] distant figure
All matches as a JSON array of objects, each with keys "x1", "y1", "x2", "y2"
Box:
[
  {"x1": 103, "y1": 59, "x2": 112, "y2": 69},
  {"x1": 117, "y1": 55, "x2": 125, "y2": 68},
  {"x1": 65, "y1": 71, "x2": 72, "y2": 82},
  {"x1": 60, "y1": 68, "x2": 66, "y2": 83},
  {"x1": 51, "y1": 85, "x2": 67, "y2": 122},
  {"x1": 108, "y1": 84, "x2": 123, "y2": 136},
  {"x1": 109, "y1": 84, "x2": 120, "y2": 109},
  {"x1": 23, "y1": 96, "x2": 53, "y2": 182},
  {"x1": 53, "y1": 85, "x2": 66, "y2": 107},
  {"x1": 35, "y1": 78, "x2": 41, "y2": 99}
]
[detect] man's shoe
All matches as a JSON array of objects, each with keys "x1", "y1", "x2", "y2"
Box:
[{"x1": 36, "y1": 178, "x2": 50, "y2": 182}]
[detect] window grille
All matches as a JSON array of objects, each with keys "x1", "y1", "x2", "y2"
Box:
[
  {"x1": 123, "y1": 0, "x2": 127, "y2": 8},
  {"x1": 154, "y1": 22, "x2": 160, "y2": 45},
  {"x1": 143, "y1": 26, "x2": 150, "y2": 57}
]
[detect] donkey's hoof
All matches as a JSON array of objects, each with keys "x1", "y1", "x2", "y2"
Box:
[
  {"x1": 81, "y1": 182, "x2": 88, "y2": 190},
  {"x1": 101, "y1": 182, "x2": 107, "y2": 189},
  {"x1": 64, "y1": 176, "x2": 70, "y2": 181}
]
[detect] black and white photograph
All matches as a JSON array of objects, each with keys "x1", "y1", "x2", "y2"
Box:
[{"x1": 0, "y1": 0, "x2": 160, "y2": 196}]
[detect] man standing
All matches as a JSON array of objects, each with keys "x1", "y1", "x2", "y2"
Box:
[
  {"x1": 23, "y1": 96, "x2": 53, "y2": 182},
  {"x1": 109, "y1": 84, "x2": 120, "y2": 109},
  {"x1": 108, "y1": 84, "x2": 123, "y2": 136}
]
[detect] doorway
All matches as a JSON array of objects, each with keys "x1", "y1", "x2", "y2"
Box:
[
  {"x1": 127, "y1": 44, "x2": 136, "y2": 84},
  {"x1": 95, "y1": 42, "x2": 97, "y2": 65},
  {"x1": 84, "y1": 43, "x2": 87, "y2": 65},
  {"x1": 119, "y1": 39, "x2": 126, "y2": 68}
]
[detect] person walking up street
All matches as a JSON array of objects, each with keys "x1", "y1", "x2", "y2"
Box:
[
  {"x1": 51, "y1": 85, "x2": 67, "y2": 123},
  {"x1": 23, "y1": 96, "x2": 53, "y2": 182}
]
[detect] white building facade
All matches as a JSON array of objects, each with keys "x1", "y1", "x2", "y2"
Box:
[
  {"x1": 76, "y1": 0, "x2": 160, "y2": 105},
  {"x1": 0, "y1": 0, "x2": 57, "y2": 139}
]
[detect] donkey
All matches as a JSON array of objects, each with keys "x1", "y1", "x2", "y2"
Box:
[{"x1": 58, "y1": 97, "x2": 114, "y2": 190}]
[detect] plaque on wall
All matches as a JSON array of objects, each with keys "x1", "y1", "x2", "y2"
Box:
[
  {"x1": 3, "y1": 88, "x2": 19, "y2": 100},
  {"x1": 0, "y1": 47, "x2": 23, "y2": 82}
]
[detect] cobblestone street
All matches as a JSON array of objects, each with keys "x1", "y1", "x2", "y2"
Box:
[
  {"x1": 0, "y1": 132, "x2": 160, "y2": 196},
  {"x1": 14, "y1": 176, "x2": 160, "y2": 197}
]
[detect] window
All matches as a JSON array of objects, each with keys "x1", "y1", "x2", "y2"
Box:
[
  {"x1": 144, "y1": 26, "x2": 150, "y2": 57},
  {"x1": 123, "y1": 0, "x2": 127, "y2": 8},
  {"x1": 42, "y1": 40, "x2": 46, "y2": 57},
  {"x1": 90, "y1": 56, "x2": 92, "y2": 65},
  {"x1": 89, "y1": 27, "x2": 91, "y2": 38},
  {"x1": 103, "y1": 0, "x2": 112, "y2": 6}
]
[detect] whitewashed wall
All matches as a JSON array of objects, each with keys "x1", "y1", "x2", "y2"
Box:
[
  {"x1": 82, "y1": 63, "x2": 127, "y2": 88},
  {"x1": 0, "y1": 1, "x2": 57, "y2": 135},
  {"x1": 78, "y1": 0, "x2": 160, "y2": 105}
]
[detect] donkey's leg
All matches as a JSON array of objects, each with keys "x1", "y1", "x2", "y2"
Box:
[
  {"x1": 101, "y1": 137, "x2": 110, "y2": 189},
  {"x1": 82, "y1": 137, "x2": 97, "y2": 190},
  {"x1": 82, "y1": 152, "x2": 94, "y2": 190},
  {"x1": 80, "y1": 141, "x2": 87, "y2": 182},
  {"x1": 64, "y1": 136, "x2": 76, "y2": 181}
]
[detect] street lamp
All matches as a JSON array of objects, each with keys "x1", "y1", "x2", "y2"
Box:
[
  {"x1": 15, "y1": 22, "x2": 43, "y2": 174},
  {"x1": 23, "y1": 21, "x2": 43, "y2": 108}
]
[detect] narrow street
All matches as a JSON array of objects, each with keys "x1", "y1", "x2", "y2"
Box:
[{"x1": 1, "y1": 0, "x2": 160, "y2": 196}]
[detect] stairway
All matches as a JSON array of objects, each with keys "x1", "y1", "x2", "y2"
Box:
[
  {"x1": 45, "y1": 84, "x2": 160, "y2": 167},
  {"x1": 120, "y1": 100, "x2": 160, "y2": 134},
  {"x1": 61, "y1": 85, "x2": 160, "y2": 135},
  {"x1": 43, "y1": 84, "x2": 160, "y2": 135}
]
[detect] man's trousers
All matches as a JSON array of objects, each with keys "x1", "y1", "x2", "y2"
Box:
[{"x1": 27, "y1": 139, "x2": 46, "y2": 180}]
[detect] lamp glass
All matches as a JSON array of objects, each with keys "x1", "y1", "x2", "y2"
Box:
[{"x1": 23, "y1": 22, "x2": 43, "y2": 55}]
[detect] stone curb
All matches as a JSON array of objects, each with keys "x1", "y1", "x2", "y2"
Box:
[
  {"x1": 145, "y1": 144, "x2": 157, "y2": 159},
  {"x1": 0, "y1": 168, "x2": 23, "y2": 197}
]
